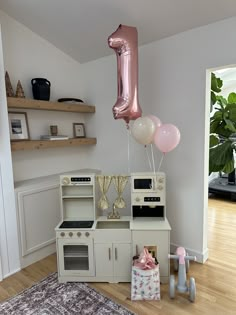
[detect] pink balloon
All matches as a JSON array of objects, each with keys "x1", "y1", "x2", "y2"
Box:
[
  {"x1": 147, "y1": 115, "x2": 162, "y2": 128},
  {"x1": 154, "y1": 124, "x2": 181, "y2": 153},
  {"x1": 108, "y1": 25, "x2": 142, "y2": 124}
]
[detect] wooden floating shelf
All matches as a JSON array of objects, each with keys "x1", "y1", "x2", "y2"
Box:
[
  {"x1": 11, "y1": 138, "x2": 97, "y2": 151},
  {"x1": 7, "y1": 97, "x2": 95, "y2": 113}
]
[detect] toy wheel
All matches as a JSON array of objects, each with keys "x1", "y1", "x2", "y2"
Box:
[
  {"x1": 174, "y1": 259, "x2": 179, "y2": 271},
  {"x1": 169, "y1": 275, "x2": 175, "y2": 299},
  {"x1": 189, "y1": 277, "x2": 196, "y2": 302},
  {"x1": 185, "y1": 253, "x2": 189, "y2": 273}
]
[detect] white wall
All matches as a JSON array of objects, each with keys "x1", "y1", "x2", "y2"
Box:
[
  {"x1": 0, "y1": 11, "x2": 96, "y2": 277},
  {"x1": 0, "y1": 25, "x2": 20, "y2": 277},
  {"x1": 81, "y1": 16, "x2": 236, "y2": 262},
  {"x1": 0, "y1": 10, "x2": 95, "y2": 182}
]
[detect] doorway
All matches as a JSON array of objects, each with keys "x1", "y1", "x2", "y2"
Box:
[{"x1": 205, "y1": 65, "x2": 236, "y2": 259}]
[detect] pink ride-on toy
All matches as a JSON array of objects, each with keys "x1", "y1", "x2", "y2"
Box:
[{"x1": 168, "y1": 247, "x2": 196, "y2": 302}]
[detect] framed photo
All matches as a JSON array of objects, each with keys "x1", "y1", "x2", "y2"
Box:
[
  {"x1": 8, "y1": 111, "x2": 30, "y2": 141},
  {"x1": 73, "y1": 123, "x2": 86, "y2": 138}
]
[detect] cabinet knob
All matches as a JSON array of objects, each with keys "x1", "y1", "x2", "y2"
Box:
[
  {"x1": 60, "y1": 232, "x2": 65, "y2": 237},
  {"x1": 77, "y1": 232, "x2": 82, "y2": 237},
  {"x1": 62, "y1": 177, "x2": 70, "y2": 185},
  {"x1": 69, "y1": 232, "x2": 73, "y2": 237},
  {"x1": 85, "y1": 232, "x2": 90, "y2": 237}
]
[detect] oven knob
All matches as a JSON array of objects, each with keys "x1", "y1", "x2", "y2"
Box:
[
  {"x1": 85, "y1": 232, "x2": 90, "y2": 237},
  {"x1": 158, "y1": 185, "x2": 163, "y2": 190},
  {"x1": 60, "y1": 232, "x2": 65, "y2": 237},
  {"x1": 62, "y1": 177, "x2": 70, "y2": 185},
  {"x1": 158, "y1": 177, "x2": 164, "y2": 183},
  {"x1": 69, "y1": 232, "x2": 73, "y2": 237},
  {"x1": 77, "y1": 232, "x2": 82, "y2": 237},
  {"x1": 135, "y1": 197, "x2": 141, "y2": 202}
]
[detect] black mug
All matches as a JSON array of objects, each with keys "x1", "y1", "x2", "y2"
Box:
[{"x1": 31, "y1": 78, "x2": 51, "y2": 101}]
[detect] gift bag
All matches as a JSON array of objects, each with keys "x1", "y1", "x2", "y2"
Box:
[{"x1": 131, "y1": 248, "x2": 160, "y2": 300}]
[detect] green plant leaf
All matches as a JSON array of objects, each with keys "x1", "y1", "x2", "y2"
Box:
[
  {"x1": 209, "y1": 134, "x2": 220, "y2": 148},
  {"x1": 212, "y1": 111, "x2": 223, "y2": 120},
  {"x1": 222, "y1": 160, "x2": 235, "y2": 173},
  {"x1": 224, "y1": 119, "x2": 236, "y2": 132},
  {"x1": 228, "y1": 108, "x2": 236, "y2": 121},
  {"x1": 211, "y1": 91, "x2": 217, "y2": 107},
  {"x1": 209, "y1": 140, "x2": 233, "y2": 166},
  {"x1": 216, "y1": 95, "x2": 227, "y2": 108},
  {"x1": 210, "y1": 121, "x2": 232, "y2": 137},
  {"x1": 228, "y1": 92, "x2": 236, "y2": 104},
  {"x1": 211, "y1": 73, "x2": 223, "y2": 93}
]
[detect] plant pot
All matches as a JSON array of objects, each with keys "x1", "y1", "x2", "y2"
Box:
[{"x1": 228, "y1": 169, "x2": 235, "y2": 185}]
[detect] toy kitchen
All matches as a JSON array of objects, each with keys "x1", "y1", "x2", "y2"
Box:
[{"x1": 55, "y1": 170, "x2": 171, "y2": 284}]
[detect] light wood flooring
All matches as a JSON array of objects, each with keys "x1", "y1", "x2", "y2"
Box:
[{"x1": 0, "y1": 196, "x2": 235, "y2": 315}]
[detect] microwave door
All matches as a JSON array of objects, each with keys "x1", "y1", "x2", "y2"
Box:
[{"x1": 134, "y1": 178, "x2": 152, "y2": 190}]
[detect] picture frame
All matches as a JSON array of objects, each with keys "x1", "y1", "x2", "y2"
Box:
[
  {"x1": 8, "y1": 111, "x2": 30, "y2": 141},
  {"x1": 73, "y1": 123, "x2": 86, "y2": 138}
]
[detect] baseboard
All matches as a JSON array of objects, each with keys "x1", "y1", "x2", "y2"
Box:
[
  {"x1": 3, "y1": 267, "x2": 21, "y2": 280},
  {"x1": 20, "y1": 243, "x2": 56, "y2": 268},
  {"x1": 170, "y1": 243, "x2": 209, "y2": 263}
]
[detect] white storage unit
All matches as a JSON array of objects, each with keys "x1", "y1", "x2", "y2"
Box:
[
  {"x1": 131, "y1": 218, "x2": 171, "y2": 284},
  {"x1": 15, "y1": 175, "x2": 61, "y2": 268},
  {"x1": 94, "y1": 221, "x2": 132, "y2": 283}
]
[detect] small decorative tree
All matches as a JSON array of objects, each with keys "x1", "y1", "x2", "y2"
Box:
[{"x1": 209, "y1": 73, "x2": 236, "y2": 183}]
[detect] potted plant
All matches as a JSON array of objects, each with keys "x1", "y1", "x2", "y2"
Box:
[{"x1": 209, "y1": 72, "x2": 236, "y2": 184}]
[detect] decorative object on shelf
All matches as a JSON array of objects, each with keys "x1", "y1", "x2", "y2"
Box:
[
  {"x1": 5, "y1": 71, "x2": 14, "y2": 97},
  {"x1": 15, "y1": 80, "x2": 25, "y2": 98},
  {"x1": 31, "y1": 78, "x2": 51, "y2": 100},
  {"x1": 96, "y1": 175, "x2": 112, "y2": 210},
  {"x1": 58, "y1": 98, "x2": 84, "y2": 103},
  {"x1": 73, "y1": 123, "x2": 86, "y2": 138},
  {"x1": 8, "y1": 111, "x2": 30, "y2": 141},
  {"x1": 50, "y1": 125, "x2": 58, "y2": 136},
  {"x1": 40, "y1": 135, "x2": 69, "y2": 140}
]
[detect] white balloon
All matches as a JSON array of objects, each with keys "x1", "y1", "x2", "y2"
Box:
[{"x1": 131, "y1": 116, "x2": 156, "y2": 145}]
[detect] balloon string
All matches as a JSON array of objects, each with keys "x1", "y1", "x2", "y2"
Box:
[
  {"x1": 158, "y1": 153, "x2": 165, "y2": 172},
  {"x1": 127, "y1": 126, "x2": 131, "y2": 174},
  {"x1": 151, "y1": 143, "x2": 156, "y2": 174},
  {"x1": 145, "y1": 145, "x2": 152, "y2": 171}
]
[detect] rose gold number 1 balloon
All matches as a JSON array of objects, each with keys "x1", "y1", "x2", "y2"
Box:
[{"x1": 108, "y1": 24, "x2": 142, "y2": 125}]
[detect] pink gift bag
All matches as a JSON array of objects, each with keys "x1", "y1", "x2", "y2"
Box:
[{"x1": 131, "y1": 248, "x2": 160, "y2": 300}]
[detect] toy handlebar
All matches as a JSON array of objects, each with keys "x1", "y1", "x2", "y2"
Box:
[{"x1": 169, "y1": 254, "x2": 196, "y2": 261}]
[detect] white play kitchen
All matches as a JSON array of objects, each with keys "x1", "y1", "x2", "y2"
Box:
[{"x1": 55, "y1": 170, "x2": 171, "y2": 284}]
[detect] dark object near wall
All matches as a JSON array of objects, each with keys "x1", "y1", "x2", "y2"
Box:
[
  {"x1": 57, "y1": 98, "x2": 84, "y2": 103},
  {"x1": 31, "y1": 78, "x2": 50, "y2": 100}
]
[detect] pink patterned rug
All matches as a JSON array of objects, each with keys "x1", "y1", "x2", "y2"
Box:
[{"x1": 0, "y1": 273, "x2": 135, "y2": 315}]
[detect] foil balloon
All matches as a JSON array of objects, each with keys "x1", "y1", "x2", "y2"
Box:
[{"x1": 108, "y1": 24, "x2": 142, "y2": 124}]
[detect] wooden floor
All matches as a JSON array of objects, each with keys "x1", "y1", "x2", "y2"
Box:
[{"x1": 0, "y1": 196, "x2": 236, "y2": 315}]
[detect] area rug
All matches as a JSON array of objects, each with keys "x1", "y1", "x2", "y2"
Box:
[{"x1": 0, "y1": 273, "x2": 135, "y2": 315}]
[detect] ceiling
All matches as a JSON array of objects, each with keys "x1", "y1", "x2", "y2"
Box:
[{"x1": 1, "y1": 0, "x2": 236, "y2": 63}]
